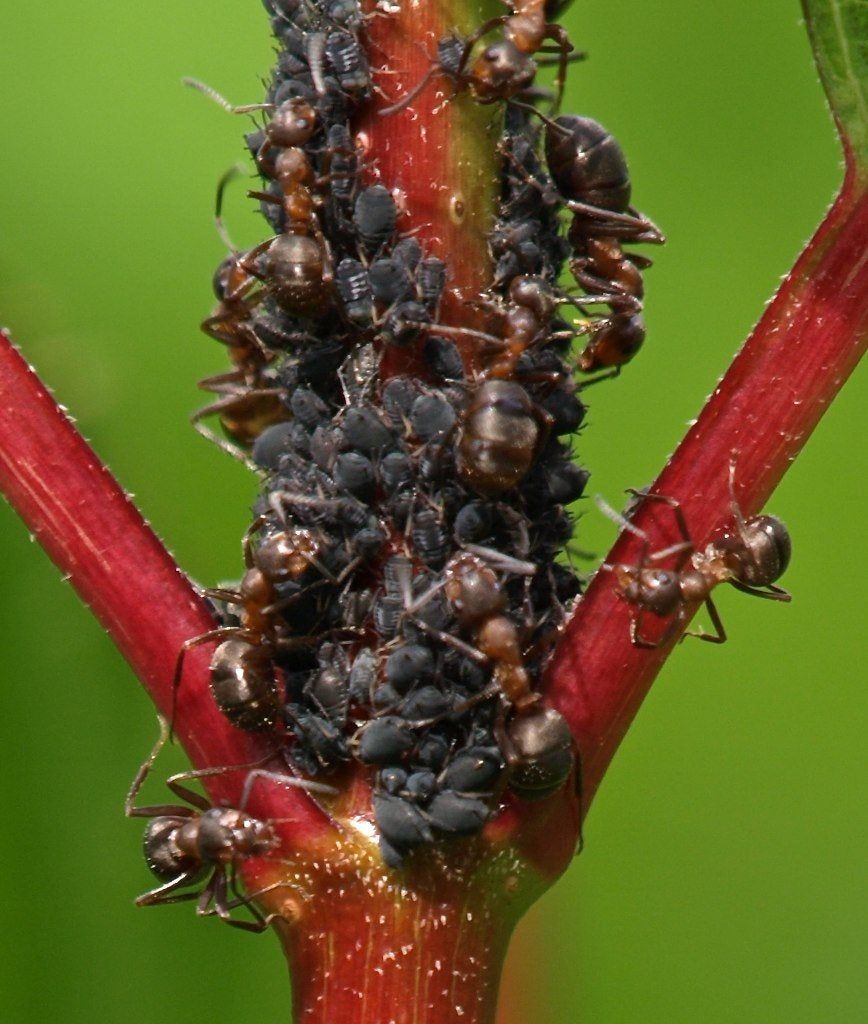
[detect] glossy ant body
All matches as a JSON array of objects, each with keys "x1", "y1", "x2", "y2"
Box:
[
  {"x1": 456, "y1": 379, "x2": 552, "y2": 496},
  {"x1": 172, "y1": 523, "x2": 328, "y2": 732},
  {"x1": 126, "y1": 717, "x2": 335, "y2": 931},
  {"x1": 604, "y1": 469, "x2": 792, "y2": 648}
]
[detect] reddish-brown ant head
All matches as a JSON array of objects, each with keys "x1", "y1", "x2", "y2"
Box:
[
  {"x1": 444, "y1": 554, "x2": 505, "y2": 626},
  {"x1": 579, "y1": 314, "x2": 645, "y2": 372},
  {"x1": 506, "y1": 705, "x2": 574, "y2": 801},
  {"x1": 719, "y1": 515, "x2": 792, "y2": 587},
  {"x1": 218, "y1": 391, "x2": 290, "y2": 447},
  {"x1": 468, "y1": 40, "x2": 536, "y2": 102},
  {"x1": 267, "y1": 97, "x2": 318, "y2": 148}
]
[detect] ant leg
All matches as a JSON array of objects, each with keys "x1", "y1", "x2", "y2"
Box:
[
  {"x1": 626, "y1": 490, "x2": 695, "y2": 569},
  {"x1": 564, "y1": 198, "x2": 665, "y2": 240},
  {"x1": 541, "y1": 24, "x2": 574, "y2": 111},
  {"x1": 729, "y1": 579, "x2": 792, "y2": 602},
  {"x1": 378, "y1": 65, "x2": 439, "y2": 116},
  {"x1": 134, "y1": 871, "x2": 202, "y2": 907},
  {"x1": 238, "y1": 769, "x2": 339, "y2": 811},
  {"x1": 727, "y1": 456, "x2": 750, "y2": 539},
  {"x1": 683, "y1": 595, "x2": 727, "y2": 644},
  {"x1": 241, "y1": 514, "x2": 269, "y2": 569},
  {"x1": 125, "y1": 716, "x2": 198, "y2": 818},
  {"x1": 631, "y1": 607, "x2": 685, "y2": 649}
]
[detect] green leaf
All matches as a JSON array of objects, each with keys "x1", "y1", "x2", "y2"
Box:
[{"x1": 803, "y1": 0, "x2": 868, "y2": 169}]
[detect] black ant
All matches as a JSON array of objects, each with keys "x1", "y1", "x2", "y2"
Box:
[
  {"x1": 601, "y1": 466, "x2": 792, "y2": 648},
  {"x1": 125, "y1": 717, "x2": 336, "y2": 931}
]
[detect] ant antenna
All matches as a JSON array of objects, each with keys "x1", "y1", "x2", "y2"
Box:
[
  {"x1": 378, "y1": 65, "x2": 439, "y2": 116},
  {"x1": 182, "y1": 76, "x2": 273, "y2": 115},
  {"x1": 594, "y1": 494, "x2": 649, "y2": 542},
  {"x1": 214, "y1": 164, "x2": 247, "y2": 253}
]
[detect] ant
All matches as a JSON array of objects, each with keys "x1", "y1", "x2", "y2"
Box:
[
  {"x1": 499, "y1": 114, "x2": 663, "y2": 382},
  {"x1": 601, "y1": 465, "x2": 792, "y2": 649},
  {"x1": 393, "y1": 552, "x2": 574, "y2": 800},
  {"x1": 379, "y1": 0, "x2": 583, "y2": 117},
  {"x1": 125, "y1": 716, "x2": 336, "y2": 931},
  {"x1": 172, "y1": 520, "x2": 331, "y2": 734},
  {"x1": 184, "y1": 79, "x2": 339, "y2": 318}
]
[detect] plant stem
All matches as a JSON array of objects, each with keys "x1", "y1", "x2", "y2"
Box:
[{"x1": 545, "y1": 164, "x2": 868, "y2": 808}]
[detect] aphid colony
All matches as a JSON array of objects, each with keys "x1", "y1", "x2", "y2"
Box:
[{"x1": 149, "y1": 0, "x2": 666, "y2": 883}]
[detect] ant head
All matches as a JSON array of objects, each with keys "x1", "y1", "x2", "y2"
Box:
[
  {"x1": 267, "y1": 97, "x2": 318, "y2": 147},
  {"x1": 143, "y1": 817, "x2": 203, "y2": 880},
  {"x1": 469, "y1": 40, "x2": 535, "y2": 102}
]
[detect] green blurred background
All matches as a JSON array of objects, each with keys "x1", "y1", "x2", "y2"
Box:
[{"x1": 0, "y1": 1, "x2": 864, "y2": 1021}]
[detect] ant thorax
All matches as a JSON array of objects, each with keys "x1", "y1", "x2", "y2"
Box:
[{"x1": 690, "y1": 545, "x2": 735, "y2": 588}]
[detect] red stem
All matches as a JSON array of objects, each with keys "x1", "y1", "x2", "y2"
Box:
[
  {"x1": 545, "y1": 162, "x2": 868, "y2": 808},
  {"x1": 0, "y1": 335, "x2": 323, "y2": 837}
]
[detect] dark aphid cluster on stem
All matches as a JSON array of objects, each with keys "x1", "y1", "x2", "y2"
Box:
[{"x1": 155, "y1": 0, "x2": 665, "y2": 884}]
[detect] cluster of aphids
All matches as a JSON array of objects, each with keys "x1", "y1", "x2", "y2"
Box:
[{"x1": 170, "y1": 0, "x2": 665, "y2": 872}]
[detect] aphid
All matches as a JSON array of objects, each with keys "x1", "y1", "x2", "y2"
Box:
[
  {"x1": 410, "y1": 392, "x2": 457, "y2": 442},
  {"x1": 416, "y1": 257, "x2": 447, "y2": 313},
  {"x1": 335, "y1": 257, "x2": 375, "y2": 326},
  {"x1": 426, "y1": 791, "x2": 491, "y2": 836},
  {"x1": 368, "y1": 257, "x2": 415, "y2": 306},
  {"x1": 285, "y1": 703, "x2": 352, "y2": 772},
  {"x1": 126, "y1": 717, "x2": 333, "y2": 929},
  {"x1": 373, "y1": 792, "x2": 434, "y2": 867},
  {"x1": 325, "y1": 31, "x2": 371, "y2": 97},
  {"x1": 342, "y1": 405, "x2": 396, "y2": 453},
  {"x1": 411, "y1": 507, "x2": 448, "y2": 568},
  {"x1": 456, "y1": 380, "x2": 550, "y2": 495},
  {"x1": 353, "y1": 185, "x2": 398, "y2": 256},
  {"x1": 384, "y1": 643, "x2": 435, "y2": 693},
  {"x1": 354, "y1": 716, "x2": 416, "y2": 764},
  {"x1": 604, "y1": 470, "x2": 792, "y2": 648}
]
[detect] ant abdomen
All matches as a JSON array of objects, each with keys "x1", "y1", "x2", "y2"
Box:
[{"x1": 545, "y1": 115, "x2": 631, "y2": 213}]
